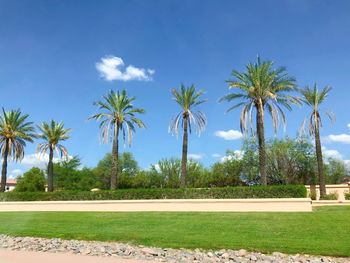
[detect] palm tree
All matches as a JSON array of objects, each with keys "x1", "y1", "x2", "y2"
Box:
[
  {"x1": 37, "y1": 120, "x2": 70, "y2": 192},
  {"x1": 169, "y1": 84, "x2": 207, "y2": 187},
  {"x1": 0, "y1": 109, "x2": 36, "y2": 192},
  {"x1": 220, "y1": 57, "x2": 300, "y2": 185},
  {"x1": 89, "y1": 89, "x2": 145, "y2": 190},
  {"x1": 300, "y1": 84, "x2": 334, "y2": 198}
]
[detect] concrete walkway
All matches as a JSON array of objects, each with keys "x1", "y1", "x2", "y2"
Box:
[
  {"x1": 0, "y1": 198, "x2": 312, "y2": 212},
  {"x1": 0, "y1": 249, "x2": 148, "y2": 263}
]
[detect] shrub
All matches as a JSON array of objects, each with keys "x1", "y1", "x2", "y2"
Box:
[
  {"x1": 15, "y1": 167, "x2": 46, "y2": 192},
  {"x1": 0, "y1": 185, "x2": 307, "y2": 201},
  {"x1": 308, "y1": 190, "x2": 317, "y2": 200},
  {"x1": 320, "y1": 193, "x2": 338, "y2": 200},
  {"x1": 345, "y1": 193, "x2": 350, "y2": 200}
]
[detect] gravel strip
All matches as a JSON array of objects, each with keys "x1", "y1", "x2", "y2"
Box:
[{"x1": 0, "y1": 235, "x2": 348, "y2": 263}]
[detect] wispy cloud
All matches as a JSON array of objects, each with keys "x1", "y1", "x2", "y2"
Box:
[
  {"x1": 322, "y1": 147, "x2": 343, "y2": 160},
  {"x1": 188, "y1": 153, "x2": 204, "y2": 160},
  {"x1": 325, "y1": 124, "x2": 350, "y2": 144},
  {"x1": 327, "y1": 134, "x2": 350, "y2": 144},
  {"x1": 8, "y1": 169, "x2": 23, "y2": 179},
  {"x1": 344, "y1": 160, "x2": 350, "y2": 170},
  {"x1": 214, "y1": 129, "x2": 243, "y2": 140},
  {"x1": 96, "y1": 56, "x2": 154, "y2": 82},
  {"x1": 221, "y1": 150, "x2": 244, "y2": 162},
  {"x1": 212, "y1": 153, "x2": 221, "y2": 158},
  {"x1": 17, "y1": 153, "x2": 72, "y2": 169}
]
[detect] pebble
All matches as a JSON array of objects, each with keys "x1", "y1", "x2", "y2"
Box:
[{"x1": 0, "y1": 234, "x2": 348, "y2": 263}]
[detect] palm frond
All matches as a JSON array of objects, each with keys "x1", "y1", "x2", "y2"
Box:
[
  {"x1": 90, "y1": 89, "x2": 145, "y2": 147},
  {"x1": 169, "y1": 85, "x2": 207, "y2": 137}
]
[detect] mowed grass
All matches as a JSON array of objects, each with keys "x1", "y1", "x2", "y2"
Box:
[{"x1": 0, "y1": 206, "x2": 349, "y2": 257}]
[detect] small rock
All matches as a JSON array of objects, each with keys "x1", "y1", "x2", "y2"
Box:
[
  {"x1": 237, "y1": 249, "x2": 247, "y2": 257},
  {"x1": 140, "y1": 247, "x2": 159, "y2": 256},
  {"x1": 250, "y1": 255, "x2": 257, "y2": 261},
  {"x1": 207, "y1": 251, "x2": 214, "y2": 257}
]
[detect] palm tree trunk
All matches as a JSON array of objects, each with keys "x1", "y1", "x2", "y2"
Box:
[
  {"x1": 256, "y1": 101, "x2": 267, "y2": 185},
  {"x1": 0, "y1": 139, "x2": 9, "y2": 192},
  {"x1": 181, "y1": 117, "x2": 188, "y2": 187},
  {"x1": 47, "y1": 146, "x2": 54, "y2": 192},
  {"x1": 314, "y1": 117, "x2": 326, "y2": 198},
  {"x1": 111, "y1": 123, "x2": 119, "y2": 190}
]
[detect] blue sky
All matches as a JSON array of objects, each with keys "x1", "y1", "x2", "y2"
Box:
[{"x1": 1, "y1": 0, "x2": 350, "y2": 177}]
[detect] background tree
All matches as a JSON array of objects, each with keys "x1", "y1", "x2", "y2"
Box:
[
  {"x1": 240, "y1": 137, "x2": 316, "y2": 185},
  {"x1": 0, "y1": 109, "x2": 36, "y2": 192},
  {"x1": 53, "y1": 156, "x2": 101, "y2": 191},
  {"x1": 15, "y1": 167, "x2": 46, "y2": 192},
  {"x1": 37, "y1": 120, "x2": 70, "y2": 192},
  {"x1": 169, "y1": 84, "x2": 207, "y2": 187},
  {"x1": 89, "y1": 89, "x2": 145, "y2": 190},
  {"x1": 266, "y1": 137, "x2": 316, "y2": 184},
  {"x1": 220, "y1": 57, "x2": 299, "y2": 185},
  {"x1": 210, "y1": 151, "x2": 243, "y2": 187},
  {"x1": 300, "y1": 84, "x2": 335, "y2": 198},
  {"x1": 325, "y1": 158, "x2": 349, "y2": 184}
]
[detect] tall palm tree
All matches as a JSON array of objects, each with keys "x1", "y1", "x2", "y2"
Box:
[
  {"x1": 0, "y1": 109, "x2": 36, "y2": 192},
  {"x1": 37, "y1": 120, "x2": 70, "y2": 192},
  {"x1": 169, "y1": 84, "x2": 207, "y2": 187},
  {"x1": 89, "y1": 89, "x2": 145, "y2": 190},
  {"x1": 220, "y1": 57, "x2": 300, "y2": 185},
  {"x1": 300, "y1": 84, "x2": 334, "y2": 198}
]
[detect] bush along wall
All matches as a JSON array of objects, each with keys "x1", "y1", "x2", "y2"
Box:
[
  {"x1": 0, "y1": 185, "x2": 307, "y2": 201},
  {"x1": 345, "y1": 193, "x2": 350, "y2": 200}
]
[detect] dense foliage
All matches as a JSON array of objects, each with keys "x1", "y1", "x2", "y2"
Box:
[
  {"x1": 0, "y1": 185, "x2": 307, "y2": 201},
  {"x1": 10, "y1": 136, "x2": 349, "y2": 193},
  {"x1": 15, "y1": 167, "x2": 46, "y2": 192}
]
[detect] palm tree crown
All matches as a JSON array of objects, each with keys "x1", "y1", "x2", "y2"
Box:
[
  {"x1": 169, "y1": 84, "x2": 207, "y2": 136},
  {"x1": 300, "y1": 84, "x2": 335, "y2": 135},
  {"x1": 0, "y1": 108, "x2": 36, "y2": 192},
  {"x1": 89, "y1": 89, "x2": 146, "y2": 145},
  {"x1": 0, "y1": 108, "x2": 36, "y2": 161},
  {"x1": 220, "y1": 57, "x2": 300, "y2": 134},
  {"x1": 37, "y1": 120, "x2": 70, "y2": 158}
]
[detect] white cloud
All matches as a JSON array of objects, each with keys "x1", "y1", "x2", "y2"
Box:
[
  {"x1": 323, "y1": 148, "x2": 343, "y2": 160},
  {"x1": 96, "y1": 56, "x2": 154, "y2": 82},
  {"x1": 19, "y1": 153, "x2": 71, "y2": 169},
  {"x1": 221, "y1": 150, "x2": 244, "y2": 162},
  {"x1": 8, "y1": 169, "x2": 23, "y2": 179},
  {"x1": 344, "y1": 160, "x2": 350, "y2": 170},
  {"x1": 214, "y1": 129, "x2": 243, "y2": 140},
  {"x1": 212, "y1": 153, "x2": 221, "y2": 158},
  {"x1": 154, "y1": 164, "x2": 160, "y2": 172},
  {"x1": 348, "y1": 123, "x2": 350, "y2": 130},
  {"x1": 327, "y1": 134, "x2": 350, "y2": 144},
  {"x1": 188, "y1": 153, "x2": 204, "y2": 160},
  {"x1": 11, "y1": 169, "x2": 23, "y2": 176}
]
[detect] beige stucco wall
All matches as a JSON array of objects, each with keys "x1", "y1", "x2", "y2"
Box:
[
  {"x1": 305, "y1": 184, "x2": 350, "y2": 201},
  {"x1": 0, "y1": 198, "x2": 312, "y2": 212}
]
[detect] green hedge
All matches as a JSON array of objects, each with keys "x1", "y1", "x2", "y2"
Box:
[
  {"x1": 0, "y1": 185, "x2": 307, "y2": 202},
  {"x1": 345, "y1": 193, "x2": 350, "y2": 200},
  {"x1": 319, "y1": 193, "x2": 338, "y2": 200}
]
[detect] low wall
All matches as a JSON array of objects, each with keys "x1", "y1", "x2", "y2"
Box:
[
  {"x1": 312, "y1": 200, "x2": 350, "y2": 206},
  {"x1": 0, "y1": 198, "x2": 312, "y2": 212},
  {"x1": 305, "y1": 184, "x2": 350, "y2": 201}
]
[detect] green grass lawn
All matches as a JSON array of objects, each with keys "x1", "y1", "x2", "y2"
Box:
[{"x1": 0, "y1": 206, "x2": 349, "y2": 257}]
